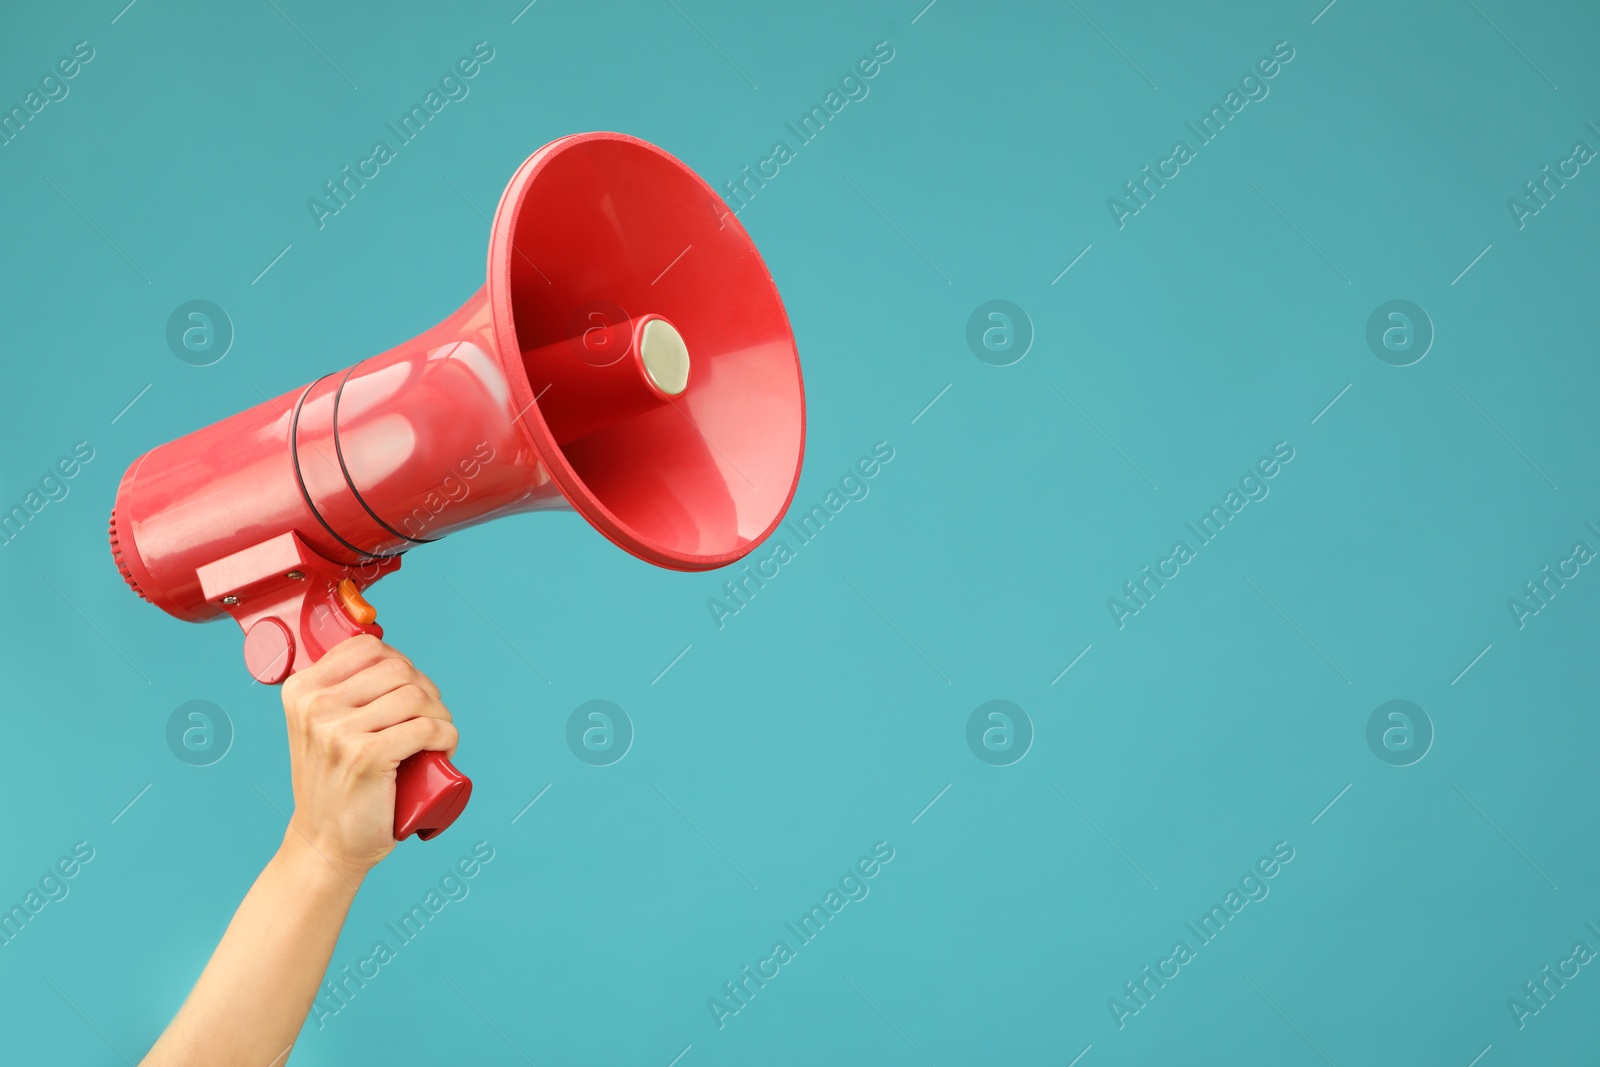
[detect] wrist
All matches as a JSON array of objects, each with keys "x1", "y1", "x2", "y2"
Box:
[{"x1": 275, "y1": 827, "x2": 372, "y2": 896}]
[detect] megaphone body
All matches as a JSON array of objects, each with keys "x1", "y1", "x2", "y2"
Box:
[{"x1": 109, "y1": 133, "x2": 805, "y2": 839}]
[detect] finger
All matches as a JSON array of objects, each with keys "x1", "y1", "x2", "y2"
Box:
[
  {"x1": 368, "y1": 715, "x2": 459, "y2": 766},
  {"x1": 328, "y1": 656, "x2": 441, "y2": 709},
  {"x1": 348, "y1": 684, "x2": 452, "y2": 734},
  {"x1": 286, "y1": 634, "x2": 401, "y2": 695}
]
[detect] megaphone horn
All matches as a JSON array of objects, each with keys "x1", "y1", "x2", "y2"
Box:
[{"x1": 109, "y1": 132, "x2": 806, "y2": 840}]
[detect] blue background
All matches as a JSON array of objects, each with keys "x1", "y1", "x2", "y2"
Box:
[{"x1": 2, "y1": 0, "x2": 1598, "y2": 1063}]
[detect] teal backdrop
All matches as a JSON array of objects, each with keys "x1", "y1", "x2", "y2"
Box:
[{"x1": 1, "y1": 1, "x2": 1598, "y2": 1063}]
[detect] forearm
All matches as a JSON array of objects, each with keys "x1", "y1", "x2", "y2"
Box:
[
  {"x1": 143, "y1": 638, "x2": 457, "y2": 1063},
  {"x1": 143, "y1": 831, "x2": 365, "y2": 1066}
]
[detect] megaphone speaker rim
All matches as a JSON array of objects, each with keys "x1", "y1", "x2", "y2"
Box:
[{"x1": 485, "y1": 131, "x2": 806, "y2": 572}]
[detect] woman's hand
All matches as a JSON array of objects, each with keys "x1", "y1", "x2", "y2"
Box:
[
  {"x1": 143, "y1": 635, "x2": 457, "y2": 1065},
  {"x1": 280, "y1": 634, "x2": 458, "y2": 877}
]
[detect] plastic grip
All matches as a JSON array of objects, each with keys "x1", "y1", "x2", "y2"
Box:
[{"x1": 394, "y1": 750, "x2": 473, "y2": 840}]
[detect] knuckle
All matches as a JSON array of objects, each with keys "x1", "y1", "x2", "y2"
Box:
[
  {"x1": 351, "y1": 735, "x2": 384, "y2": 767},
  {"x1": 318, "y1": 724, "x2": 349, "y2": 761},
  {"x1": 287, "y1": 697, "x2": 319, "y2": 728},
  {"x1": 380, "y1": 657, "x2": 416, "y2": 685},
  {"x1": 343, "y1": 633, "x2": 387, "y2": 666},
  {"x1": 396, "y1": 682, "x2": 430, "y2": 706}
]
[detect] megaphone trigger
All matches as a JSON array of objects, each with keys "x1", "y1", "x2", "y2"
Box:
[{"x1": 335, "y1": 578, "x2": 378, "y2": 626}]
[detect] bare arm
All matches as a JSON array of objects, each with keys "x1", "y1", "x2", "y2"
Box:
[{"x1": 142, "y1": 636, "x2": 458, "y2": 1066}]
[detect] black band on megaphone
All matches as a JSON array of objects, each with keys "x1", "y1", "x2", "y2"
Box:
[
  {"x1": 289, "y1": 373, "x2": 396, "y2": 563},
  {"x1": 330, "y1": 361, "x2": 438, "y2": 549}
]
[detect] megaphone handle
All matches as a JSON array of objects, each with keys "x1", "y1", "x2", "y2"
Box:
[
  {"x1": 394, "y1": 751, "x2": 473, "y2": 841},
  {"x1": 327, "y1": 589, "x2": 473, "y2": 840},
  {"x1": 225, "y1": 541, "x2": 473, "y2": 841},
  {"x1": 310, "y1": 584, "x2": 474, "y2": 839}
]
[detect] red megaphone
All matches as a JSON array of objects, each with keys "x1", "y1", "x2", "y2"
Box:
[{"x1": 108, "y1": 132, "x2": 805, "y2": 840}]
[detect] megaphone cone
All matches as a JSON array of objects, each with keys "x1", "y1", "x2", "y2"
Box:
[{"x1": 109, "y1": 132, "x2": 805, "y2": 839}]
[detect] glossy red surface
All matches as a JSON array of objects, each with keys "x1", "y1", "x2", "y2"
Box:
[
  {"x1": 489, "y1": 132, "x2": 806, "y2": 569},
  {"x1": 108, "y1": 131, "x2": 805, "y2": 841}
]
